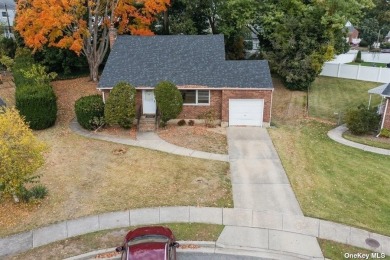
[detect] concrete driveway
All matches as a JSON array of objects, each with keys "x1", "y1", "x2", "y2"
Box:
[{"x1": 227, "y1": 127, "x2": 303, "y2": 215}]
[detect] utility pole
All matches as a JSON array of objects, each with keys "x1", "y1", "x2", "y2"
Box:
[{"x1": 4, "y1": 4, "x2": 12, "y2": 38}]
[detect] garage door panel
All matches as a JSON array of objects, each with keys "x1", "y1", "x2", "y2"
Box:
[{"x1": 229, "y1": 99, "x2": 263, "y2": 127}]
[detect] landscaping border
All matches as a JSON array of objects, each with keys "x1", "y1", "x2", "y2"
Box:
[
  {"x1": 328, "y1": 125, "x2": 390, "y2": 155},
  {"x1": 1, "y1": 206, "x2": 389, "y2": 257}
]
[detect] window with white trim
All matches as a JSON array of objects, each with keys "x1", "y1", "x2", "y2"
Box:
[{"x1": 181, "y1": 90, "x2": 210, "y2": 105}]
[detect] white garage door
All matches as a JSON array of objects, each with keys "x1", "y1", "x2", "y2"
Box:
[{"x1": 229, "y1": 99, "x2": 264, "y2": 126}]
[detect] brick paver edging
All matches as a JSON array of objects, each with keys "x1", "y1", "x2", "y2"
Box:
[
  {"x1": 328, "y1": 125, "x2": 390, "y2": 155},
  {"x1": 1, "y1": 207, "x2": 389, "y2": 257},
  {"x1": 69, "y1": 119, "x2": 229, "y2": 162}
]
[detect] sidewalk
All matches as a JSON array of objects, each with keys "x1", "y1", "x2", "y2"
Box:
[
  {"x1": 1, "y1": 207, "x2": 389, "y2": 258},
  {"x1": 328, "y1": 125, "x2": 390, "y2": 155},
  {"x1": 70, "y1": 119, "x2": 229, "y2": 162}
]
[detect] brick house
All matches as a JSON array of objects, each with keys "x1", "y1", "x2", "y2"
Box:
[{"x1": 98, "y1": 34, "x2": 273, "y2": 127}]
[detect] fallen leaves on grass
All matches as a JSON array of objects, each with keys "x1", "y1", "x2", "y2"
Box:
[
  {"x1": 112, "y1": 147, "x2": 127, "y2": 155},
  {"x1": 158, "y1": 125, "x2": 228, "y2": 154},
  {"x1": 179, "y1": 244, "x2": 201, "y2": 249},
  {"x1": 95, "y1": 251, "x2": 121, "y2": 258}
]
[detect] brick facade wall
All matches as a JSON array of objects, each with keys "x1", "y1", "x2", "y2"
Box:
[
  {"x1": 105, "y1": 88, "x2": 273, "y2": 125},
  {"x1": 383, "y1": 98, "x2": 390, "y2": 129},
  {"x1": 177, "y1": 90, "x2": 222, "y2": 119},
  {"x1": 221, "y1": 89, "x2": 272, "y2": 123}
]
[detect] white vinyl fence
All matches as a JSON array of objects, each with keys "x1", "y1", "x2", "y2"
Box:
[
  {"x1": 329, "y1": 51, "x2": 390, "y2": 64},
  {"x1": 320, "y1": 63, "x2": 390, "y2": 83}
]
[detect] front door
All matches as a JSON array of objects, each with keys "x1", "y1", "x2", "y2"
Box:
[{"x1": 143, "y1": 90, "x2": 156, "y2": 114}]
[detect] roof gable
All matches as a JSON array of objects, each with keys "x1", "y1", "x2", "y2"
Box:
[
  {"x1": 98, "y1": 35, "x2": 273, "y2": 89},
  {"x1": 382, "y1": 83, "x2": 390, "y2": 97}
]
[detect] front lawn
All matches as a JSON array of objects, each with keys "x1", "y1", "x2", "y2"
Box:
[
  {"x1": 0, "y1": 78, "x2": 232, "y2": 238},
  {"x1": 308, "y1": 77, "x2": 380, "y2": 123},
  {"x1": 270, "y1": 76, "x2": 390, "y2": 236},
  {"x1": 158, "y1": 125, "x2": 228, "y2": 154},
  {"x1": 269, "y1": 121, "x2": 390, "y2": 235},
  {"x1": 347, "y1": 61, "x2": 388, "y2": 68},
  {"x1": 8, "y1": 223, "x2": 224, "y2": 260},
  {"x1": 319, "y1": 239, "x2": 390, "y2": 260}
]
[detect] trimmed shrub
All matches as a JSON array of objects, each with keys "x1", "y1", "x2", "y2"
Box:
[
  {"x1": 30, "y1": 184, "x2": 49, "y2": 199},
  {"x1": 15, "y1": 84, "x2": 57, "y2": 130},
  {"x1": 380, "y1": 42, "x2": 390, "y2": 49},
  {"x1": 188, "y1": 120, "x2": 195, "y2": 126},
  {"x1": 75, "y1": 95, "x2": 105, "y2": 130},
  {"x1": 177, "y1": 119, "x2": 186, "y2": 126},
  {"x1": 354, "y1": 50, "x2": 363, "y2": 63},
  {"x1": 154, "y1": 81, "x2": 183, "y2": 124},
  {"x1": 345, "y1": 104, "x2": 381, "y2": 135},
  {"x1": 379, "y1": 128, "x2": 390, "y2": 138},
  {"x1": 359, "y1": 39, "x2": 369, "y2": 47},
  {"x1": 104, "y1": 82, "x2": 136, "y2": 129},
  {"x1": 199, "y1": 109, "x2": 217, "y2": 128}
]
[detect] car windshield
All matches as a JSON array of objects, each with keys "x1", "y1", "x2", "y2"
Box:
[{"x1": 127, "y1": 235, "x2": 169, "y2": 246}]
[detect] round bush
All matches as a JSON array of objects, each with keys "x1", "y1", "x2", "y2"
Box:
[
  {"x1": 15, "y1": 84, "x2": 57, "y2": 130},
  {"x1": 154, "y1": 81, "x2": 183, "y2": 123},
  {"x1": 345, "y1": 105, "x2": 381, "y2": 135},
  {"x1": 75, "y1": 95, "x2": 105, "y2": 130},
  {"x1": 104, "y1": 82, "x2": 136, "y2": 129}
]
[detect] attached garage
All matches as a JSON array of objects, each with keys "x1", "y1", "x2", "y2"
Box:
[{"x1": 229, "y1": 99, "x2": 264, "y2": 127}]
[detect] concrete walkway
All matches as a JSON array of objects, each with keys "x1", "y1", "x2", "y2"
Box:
[
  {"x1": 328, "y1": 125, "x2": 390, "y2": 156},
  {"x1": 70, "y1": 119, "x2": 229, "y2": 162}
]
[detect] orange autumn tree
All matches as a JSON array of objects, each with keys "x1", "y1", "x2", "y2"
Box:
[{"x1": 15, "y1": 0, "x2": 170, "y2": 81}]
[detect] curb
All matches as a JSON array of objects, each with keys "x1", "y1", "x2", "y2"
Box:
[{"x1": 64, "y1": 241, "x2": 326, "y2": 260}]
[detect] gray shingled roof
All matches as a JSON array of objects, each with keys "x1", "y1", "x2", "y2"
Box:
[
  {"x1": 98, "y1": 35, "x2": 273, "y2": 89},
  {"x1": 382, "y1": 83, "x2": 390, "y2": 97}
]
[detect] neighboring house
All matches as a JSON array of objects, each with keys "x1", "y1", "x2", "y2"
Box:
[
  {"x1": 0, "y1": 0, "x2": 15, "y2": 38},
  {"x1": 368, "y1": 83, "x2": 390, "y2": 130},
  {"x1": 385, "y1": 31, "x2": 390, "y2": 43},
  {"x1": 345, "y1": 21, "x2": 360, "y2": 45},
  {"x1": 98, "y1": 34, "x2": 273, "y2": 127}
]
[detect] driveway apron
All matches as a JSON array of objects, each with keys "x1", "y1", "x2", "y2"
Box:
[{"x1": 227, "y1": 127, "x2": 303, "y2": 215}]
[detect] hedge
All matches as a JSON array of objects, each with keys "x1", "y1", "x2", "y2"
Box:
[
  {"x1": 75, "y1": 95, "x2": 105, "y2": 130},
  {"x1": 15, "y1": 84, "x2": 57, "y2": 130},
  {"x1": 154, "y1": 81, "x2": 183, "y2": 124},
  {"x1": 104, "y1": 82, "x2": 136, "y2": 129}
]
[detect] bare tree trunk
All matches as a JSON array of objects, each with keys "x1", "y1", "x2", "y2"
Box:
[{"x1": 83, "y1": 0, "x2": 112, "y2": 82}]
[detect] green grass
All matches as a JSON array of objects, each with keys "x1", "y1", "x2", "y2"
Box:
[
  {"x1": 343, "y1": 132, "x2": 390, "y2": 150},
  {"x1": 319, "y1": 239, "x2": 389, "y2": 260},
  {"x1": 269, "y1": 121, "x2": 390, "y2": 236},
  {"x1": 347, "y1": 62, "x2": 388, "y2": 68},
  {"x1": 309, "y1": 77, "x2": 381, "y2": 123},
  {"x1": 8, "y1": 223, "x2": 224, "y2": 259}
]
